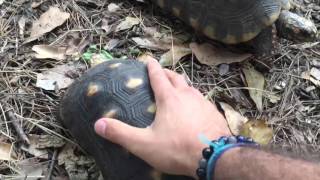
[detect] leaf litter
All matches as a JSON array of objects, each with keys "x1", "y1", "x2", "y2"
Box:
[
  {"x1": 1, "y1": 0, "x2": 320, "y2": 178},
  {"x1": 219, "y1": 102, "x2": 249, "y2": 135},
  {"x1": 115, "y1": 16, "x2": 140, "y2": 32},
  {"x1": 36, "y1": 62, "x2": 86, "y2": 91},
  {"x1": 242, "y1": 63, "x2": 265, "y2": 111},
  {"x1": 15, "y1": 158, "x2": 48, "y2": 180},
  {"x1": 219, "y1": 102, "x2": 273, "y2": 145},
  {"x1": 0, "y1": 142, "x2": 16, "y2": 161},
  {"x1": 25, "y1": 6, "x2": 70, "y2": 43},
  {"x1": 190, "y1": 43, "x2": 252, "y2": 66},
  {"x1": 32, "y1": 45, "x2": 67, "y2": 60},
  {"x1": 240, "y1": 120, "x2": 273, "y2": 146},
  {"x1": 159, "y1": 45, "x2": 191, "y2": 66}
]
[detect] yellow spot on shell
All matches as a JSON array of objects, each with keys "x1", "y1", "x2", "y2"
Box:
[
  {"x1": 126, "y1": 78, "x2": 143, "y2": 89},
  {"x1": 172, "y1": 7, "x2": 181, "y2": 17},
  {"x1": 263, "y1": 11, "x2": 281, "y2": 26},
  {"x1": 203, "y1": 26, "x2": 215, "y2": 39},
  {"x1": 150, "y1": 170, "x2": 162, "y2": 180},
  {"x1": 241, "y1": 32, "x2": 259, "y2": 42},
  {"x1": 109, "y1": 63, "x2": 121, "y2": 68},
  {"x1": 87, "y1": 84, "x2": 99, "y2": 97},
  {"x1": 103, "y1": 109, "x2": 117, "y2": 118},
  {"x1": 147, "y1": 103, "x2": 157, "y2": 113},
  {"x1": 281, "y1": 0, "x2": 291, "y2": 10},
  {"x1": 223, "y1": 35, "x2": 237, "y2": 44},
  {"x1": 157, "y1": 0, "x2": 164, "y2": 8}
]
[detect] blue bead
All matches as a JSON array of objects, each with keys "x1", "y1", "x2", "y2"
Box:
[
  {"x1": 222, "y1": 137, "x2": 228, "y2": 141},
  {"x1": 227, "y1": 136, "x2": 237, "y2": 144},
  {"x1": 237, "y1": 135, "x2": 245, "y2": 141}
]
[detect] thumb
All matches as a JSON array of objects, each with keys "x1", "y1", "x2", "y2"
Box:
[{"x1": 94, "y1": 118, "x2": 152, "y2": 154}]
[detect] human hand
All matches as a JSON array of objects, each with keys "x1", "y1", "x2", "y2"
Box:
[{"x1": 94, "y1": 58, "x2": 231, "y2": 178}]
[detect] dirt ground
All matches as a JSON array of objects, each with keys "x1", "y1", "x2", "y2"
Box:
[{"x1": 0, "y1": 0, "x2": 319, "y2": 179}]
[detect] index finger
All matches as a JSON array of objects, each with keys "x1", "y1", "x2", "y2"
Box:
[{"x1": 147, "y1": 59, "x2": 173, "y2": 102}]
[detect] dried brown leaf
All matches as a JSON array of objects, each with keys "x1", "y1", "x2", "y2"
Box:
[
  {"x1": 36, "y1": 62, "x2": 85, "y2": 90},
  {"x1": 17, "y1": 158, "x2": 47, "y2": 179},
  {"x1": 242, "y1": 63, "x2": 265, "y2": 111},
  {"x1": 108, "y1": 3, "x2": 120, "y2": 12},
  {"x1": 21, "y1": 144, "x2": 49, "y2": 159},
  {"x1": 58, "y1": 144, "x2": 93, "y2": 165},
  {"x1": 144, "y1": 27, "x2": 187, "y2": 45},
  {"x1": 132, "y1": 37, "x2": 170, "y2": 51},
  {"x1": 302, "y1": 71, "x2": 320, "y2": 87},
  {"x1": 101, "y1": 18, "x2": 112, "y2": 34},
  {"x1": 65, "y1": 36, "x2": 91, "y2": 58},
  {"x1": 0, "y1": 142, "x2": 15, "y2": 161},
  {"x1": 310, "y1": 67, "x2": 320, "y2": 80},
  {"x1": 31, "y1": 0, "x2": 45, "y2": 8},
  {"x1": 115, "y1": 16, "x2": 140, "y2": 32},
  {"x1": 25, "y1": 6, "x2": 70, "y2": 43},
  {"x1": 189, "y1": 43, "x2": 252, "y2": 66},
  {"x1": 104, "y1": 39, "x2": 120, "y2": 50},
  {"x1": 240, "y1": 120, "x2": 273, "y2": 145},
  {"x1": 159, "y1": 45, "x2": 191, "y2": 66},
  {"x1": 32, "y1": 45, "x2": 67, "y2": 60},
  {"x1": 29, "y1": 134, "x2": 65, "y2": 148},
  {"x1": 219, "y1": 102, "x2": 248, "y2": 135}
]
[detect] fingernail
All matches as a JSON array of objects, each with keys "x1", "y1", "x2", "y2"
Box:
[
  {"x1": 148, "y1": 57, "x2": 158, "y2": 64},
  {"x1": 94, "y1": 119, "x2": 107, "y2": 136}
]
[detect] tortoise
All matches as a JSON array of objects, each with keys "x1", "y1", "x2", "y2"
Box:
[
  {"x1": 59, "y1": 59, "x2": 191, "y2": 180},
  {"x1": 149, "y1": 0, "x2": 318, "y2": 53}
]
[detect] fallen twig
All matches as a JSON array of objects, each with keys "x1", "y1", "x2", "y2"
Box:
[
  {"x1": 47, "y1": 149, "x2": 58, "y2": 180},
  {"x1": 4, "y1": 106, "x2": 30, "y2": 145}
]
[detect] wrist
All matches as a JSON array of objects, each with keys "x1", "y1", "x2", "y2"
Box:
[
  {"x1": 185, "y1": 134, "x2": 233, "y2": 178},
  {"x1": 214, "y1": 146, "x2": 241, "y2": 178},
  {"x1": 195, "y1": 136, "x2": 259, "y2": 180},
  {"x1": 185, "y1": 134, "x2": 232, "y2": 178},
  {"x1": 185, "y1": 141, "x2": 207, "y2": 178}
]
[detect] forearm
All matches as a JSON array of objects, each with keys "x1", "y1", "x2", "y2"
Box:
[{"x1": 214, "y1": 147, "x2": 320, "y2": 180}]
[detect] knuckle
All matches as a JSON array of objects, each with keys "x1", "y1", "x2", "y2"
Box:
[
  {"x1": 176, "y1": 74, "x2": 184, "y2": 81},
  {"x1": 157, "y1": 92, "x2": 173, "y2": 102}
]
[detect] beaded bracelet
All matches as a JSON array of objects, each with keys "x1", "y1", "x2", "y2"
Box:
[{"x1": 196, "y1": 135, "x2": 260, "y2": 180}]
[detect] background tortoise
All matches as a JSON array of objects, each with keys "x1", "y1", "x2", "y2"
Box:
[
  {"x1": 59, "y1": 60, "x2": 191, "y2": 180},
  {"x1": 149, "y1": 0, "x2": 317, "y2": 51}
]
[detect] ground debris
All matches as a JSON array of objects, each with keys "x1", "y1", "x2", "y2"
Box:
[
  {"x1": 1, "y1": 0, "x2": 319, "y2": 178},
  {"x1": 189, "y1": 43, "x2": 252, "y2": 66},
  {"x1": 15, "y1": 158, "x2": 48, "y2": 180},
  {"x1": 159, "y1": 45, "x2": 191, "y2": 66},
  {"x1": 29, "y1": 134, "x2": 65, "y2": 148},
  {"x1": 219, "y1": 102, "x2": 249, "y2": 135},
  {"x1": 25, "y1": 6, "x2": 70, "y2": 43},
  {"x1": 115, "y1": 16, "x2": 140, "y2": 32},
  {"x1": 32, "y1": 45, "x2": 67, "y2": 60},
  {"x1": 0, "y1": 142, "x2": 16, "y2": 161},
  {"x1": 58, "y1": 144, "x2": 95, "y2": 180},
  {"x1": 242, "y1": 63, "x2": 265, "y2": 112},
  {"x1": 240, "y1": 119, "x2": 273, "y2": 145},
  {"x1": 3, "y1": 106, "x2": 30, "y2": 144},
  {"x1": 36, "y1": 61, "x2": 86, "y2": 91}
]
